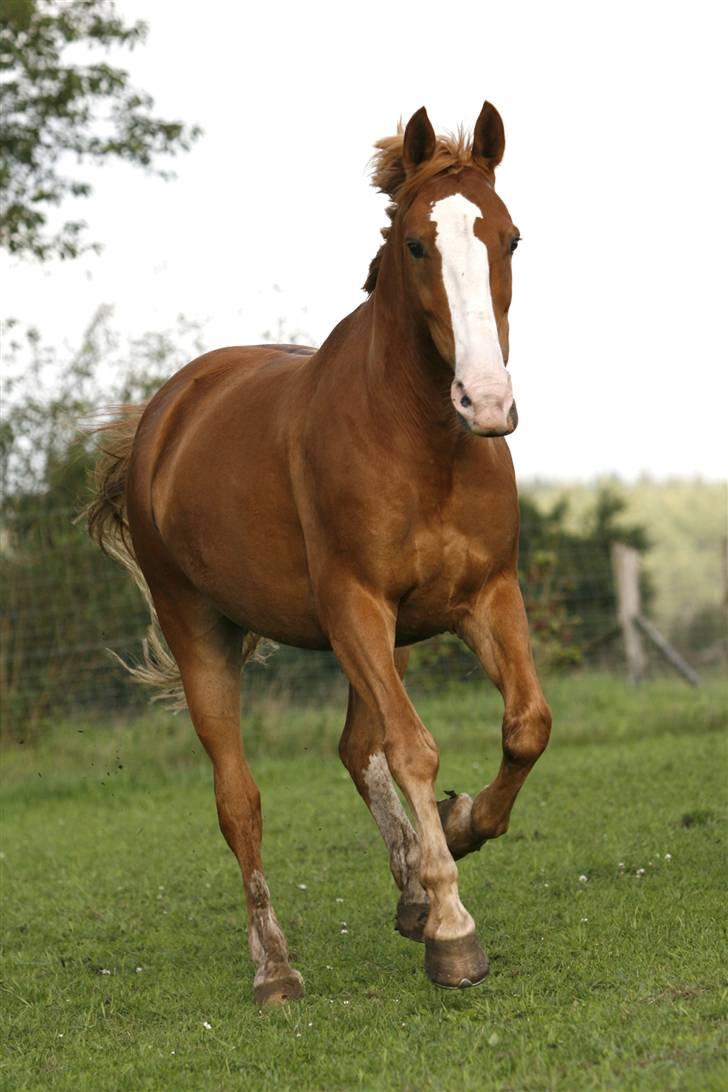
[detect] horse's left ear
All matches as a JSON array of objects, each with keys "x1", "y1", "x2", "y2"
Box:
[{"x1": 472, "y1": 101, "x2": 505, "y2": 169}]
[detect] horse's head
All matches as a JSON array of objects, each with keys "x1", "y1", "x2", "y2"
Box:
[{"x1": 368, "y1": 103, "x2": 520, "y2": 437}]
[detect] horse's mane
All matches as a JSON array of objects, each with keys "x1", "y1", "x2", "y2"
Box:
[{"x1": 364, "y1": 126, "x2": 490, "y2": 295}]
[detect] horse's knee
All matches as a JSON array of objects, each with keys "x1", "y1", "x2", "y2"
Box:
[
  {"x1": 503, "y1": 702, "x2": 552, "y2": 766},
  {"x1": 385, "y1": 727, "x2": 439, "y2": 785}
]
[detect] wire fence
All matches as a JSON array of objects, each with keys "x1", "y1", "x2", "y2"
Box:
[{"x1": 1, "y1": 505, "x2": 725, "y2": 743}]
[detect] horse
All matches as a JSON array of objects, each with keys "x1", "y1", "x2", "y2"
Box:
[{"x1": 86, "y1": 101, "x2": 551, "y2": 1005}]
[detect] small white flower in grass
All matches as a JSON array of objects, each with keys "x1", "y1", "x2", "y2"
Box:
[
  {"x1": 343, "y1": 1000, "x2": 350, "y2": 1006},
  {"x1": 488, "y1": 1031, "x2": 500, "y2": 1047},
  {"x1": 543, "y1": 882, "x2": 550, "y2": 888},
  {"x1": 664, "y1": 853, "x2": 672, "y2": 861},
  {"x1": 340, "y1": 928, "x2": 348, "y2": 935},
  {"x1": 99, "y1": 968, "x2": 111, "y2": 976},
  {"x1": 581, "y1": 917, "x2": 588, "y2": 923},
  {"x1": 296, "y1": 1032, "x2": 302, "y2": 1038},
  {"x1": 636, "y1": 868, "x2": 646, "y2": 877},
  {"x1": 297, "y1": 883, "x2": 307, "y2": 891},
  {"x1": 202, "y1": 1021, "x2": 212, "y2": 1030},
  {"x1": 58, "y1": 1033, "x2": 63, "y2": 1038},
  {"x1": 335, "y1": 897, "x2": 344, "y2": 903},
  {"x1": 618, "y1": 862, "x2": 625, "y2": 871},
  {"x1": 135, "y1": 966, "x2": 143, "y2": 973},
  {"x1": 578, "y1": 874, "x2": 588, "y2": 884}
]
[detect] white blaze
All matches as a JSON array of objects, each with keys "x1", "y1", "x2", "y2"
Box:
[{"x1": 431, "y1": 194, "x2": 512, "y2": 425}]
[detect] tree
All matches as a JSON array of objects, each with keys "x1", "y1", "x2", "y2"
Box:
[{"x1": 0, "y1": 0, "x2": 200, "y2": 260}]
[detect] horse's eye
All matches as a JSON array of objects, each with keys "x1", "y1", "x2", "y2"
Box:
[
  {"x1": 510, "y1": 236, "x2": 521, "y2": 255},
  {"x1": 406, "y1": 239, "x2": 425, "y2": 259}
]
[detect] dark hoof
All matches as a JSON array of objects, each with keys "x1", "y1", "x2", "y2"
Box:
[
  {"x1": 253, "y1": 969, "x2": 305, "y2": 1005},
  {"x1": 424, "y1": 933, "x2": 489, "y2": 989},
  {"x1": 395, "y1": 898, "x2": 429, "y2": 943}
]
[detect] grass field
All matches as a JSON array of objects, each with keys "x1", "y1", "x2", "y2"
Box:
[{"x1": 2, "y1": 673, "x2": 727, "y2": 1091}]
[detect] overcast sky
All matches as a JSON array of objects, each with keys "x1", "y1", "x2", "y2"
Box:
[{"x1": 4, "y1": 0, "x2": 727, "y2": 481}]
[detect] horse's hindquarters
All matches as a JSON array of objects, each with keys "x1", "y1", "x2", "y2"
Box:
[{"x1": 127, "y1": 347, "x2": 329, "y2": 648}]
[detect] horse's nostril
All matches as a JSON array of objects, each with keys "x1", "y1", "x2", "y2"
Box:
[{"x1": 460, "y1": 394, "x2": 472, "y2": 409}]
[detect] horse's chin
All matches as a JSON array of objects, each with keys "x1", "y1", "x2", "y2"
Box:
[{"x1": 456, "y1": 412, "x2": 518, "y2": 438}]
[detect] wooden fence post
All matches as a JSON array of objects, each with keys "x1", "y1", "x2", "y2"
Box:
[
  {"x1": 611, "y1": 542, "x2": 647, "y2": 683},
  {"x1": 611, "y1": 540, "x2": 700, "y2": 687}
]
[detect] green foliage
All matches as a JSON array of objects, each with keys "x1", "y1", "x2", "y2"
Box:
[
  {"x1": 0, "y1": 0, "x2": 200, "y2": 259},
  {"x1": 0, "y1": 310, "x2": 204, "y2": 740},
  {"x1": 520, "y1": 488, "x2": 653, "y2": 666},
  {"x1": 1, "y1": 676, "x2": 726, "y2": 1090},
  {"x1": 525, "y1": 478, "x2": 727, "y2": 662}
]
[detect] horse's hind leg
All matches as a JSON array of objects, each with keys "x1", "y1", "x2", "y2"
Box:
[
  {"x1": 152, "y1": 591, "x2": 303, "y2": 1005},
  {"x1": 339, "y1": 648, "x2": 429, "y2": 942},
  {"x1": 439, "y1": 575, "x2": 552, "y2": 859}
]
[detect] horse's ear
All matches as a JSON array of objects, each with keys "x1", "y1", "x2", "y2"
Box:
[
  {"x1": 472, "y1": 101, "x2": 505, "y2": 169},
  {"x1": 402, "y1": 106, "x2": 437, "y2": 173}
]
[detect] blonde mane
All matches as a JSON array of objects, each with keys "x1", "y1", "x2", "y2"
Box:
[{"x1": 364, "y1": 125, "x2": 492, "y2": 294}]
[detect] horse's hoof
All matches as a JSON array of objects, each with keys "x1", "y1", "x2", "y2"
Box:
[
  {"x1": 395, "y1": 898, "x2": 429, "y2": 943},
  {"x1": 424, "y1": 933, "x2": 489, "y2": 989},
  {"x1": 253, "y1": 968, "x2": 305, "y2": 1005},
  {"x1": 437, "y1": 792, "x2": 486, "y2": 860}
]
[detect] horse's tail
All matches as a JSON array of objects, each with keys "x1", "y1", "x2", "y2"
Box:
[
  {"x1": 85, "y1": 406, "x2": 269, "y2": 712},
  {"x1": 84, "y1": 406, "x2": 189, "y2": 710}
]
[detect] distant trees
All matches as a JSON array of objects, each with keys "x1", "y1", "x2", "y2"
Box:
[
  {"x1": 0, "y1": 311, "x2": 203, "y2": 740},
  {"x1": 0, "y1": 0, "x2": 200, "y2": 260},
  {"x1": 518, "y1": 490, "x2": 652, "y2": 667}
]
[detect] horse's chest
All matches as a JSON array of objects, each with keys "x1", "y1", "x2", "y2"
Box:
[{"x1": 394, "y1": 509, "x2": 516, "y2": 639}]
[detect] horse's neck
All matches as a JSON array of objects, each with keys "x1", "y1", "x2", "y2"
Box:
[{"x1": 364, "y1": 284, "x2": 455, "y2": 441}]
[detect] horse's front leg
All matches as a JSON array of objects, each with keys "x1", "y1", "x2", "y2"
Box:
[
  {"x1": 339, "y1": 647, "x2": 430, "y2": 942},
  {"x1": 324, "y1": 582, "x2": 488, "y2": 989},
  {"x1": 439, "y1": 573, "x2": 552, "y2": 859}
]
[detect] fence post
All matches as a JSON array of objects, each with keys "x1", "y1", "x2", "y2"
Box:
[{"x1": 611, "y1": 542, "x2": 647, "y2": 683}]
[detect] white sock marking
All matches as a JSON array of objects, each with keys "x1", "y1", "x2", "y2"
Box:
[{"x1": 363, "y1": 753, "x2": 425, "y2": 903}]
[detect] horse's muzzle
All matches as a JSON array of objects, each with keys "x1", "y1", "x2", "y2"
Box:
[{"x1": 456, "y1": 399, "x2": 518, "y2": 437}]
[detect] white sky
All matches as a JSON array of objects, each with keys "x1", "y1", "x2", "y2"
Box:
[{"x1": 4, "y1": 0, "x2": 727, "y2": 480}]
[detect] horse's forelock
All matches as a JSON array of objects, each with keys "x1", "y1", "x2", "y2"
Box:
[
  {"x1": 369, "y1": 125, "x2": 474, "y2": 200},
  {"x1": 364, "y1": 126, "x2": 492, "y2": 295}
]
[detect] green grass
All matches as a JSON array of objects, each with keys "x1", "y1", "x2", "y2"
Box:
[{"x1": 1, "y1": 674, "x2": 727, "y2": 1090}]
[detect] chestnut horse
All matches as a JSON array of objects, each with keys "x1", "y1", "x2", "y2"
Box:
[{"x1": 87, "y1": 102, "x2": 551, "y2": 1004}]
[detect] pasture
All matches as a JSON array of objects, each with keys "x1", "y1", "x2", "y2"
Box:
[{"x1": 2, "y1": 673, "x2": 726, "y2": 1091}]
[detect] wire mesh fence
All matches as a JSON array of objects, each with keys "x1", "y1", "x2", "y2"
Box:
[{"x1": 1, "y1": 504, "x2": 725, "y2": 743}]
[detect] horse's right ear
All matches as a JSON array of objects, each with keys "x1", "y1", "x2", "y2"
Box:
[
  {"x1": 370, "y1": 107, "x2": 437, "y2": 198},
  {"x1": 402, "y1": 107, "x2": 437, "y2": 174}
]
